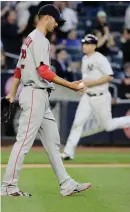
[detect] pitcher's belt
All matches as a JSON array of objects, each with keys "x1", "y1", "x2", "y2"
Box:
[{"x1": 24, "y1": 85, "x2": 52, "y2": 95}]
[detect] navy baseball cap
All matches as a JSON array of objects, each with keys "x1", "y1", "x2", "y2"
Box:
[
  {"x1": 81, "y1": 34, "x2": 98, "y2": 45},
  {"x1": 38, "y1": 4, "x2": 65, "y2": 24}
]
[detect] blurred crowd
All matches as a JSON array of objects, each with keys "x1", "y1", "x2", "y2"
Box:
[{"x1": 1, "y1": 1, "x2": 130, "y2": 99}]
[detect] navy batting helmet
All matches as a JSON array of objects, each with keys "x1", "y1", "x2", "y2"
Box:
[
  {"x1": 38, "y1": 4, "x2": 65, "y2": 24},
  {"x1": 81, "y1": 34, "x2": 98, "y2": 45}
]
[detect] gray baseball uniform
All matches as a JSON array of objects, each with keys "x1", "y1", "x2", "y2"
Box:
[
  {"x1": 17, "y1": 29, "x2": 54, "y2": 89},
  {"x1": 2, "y1": 29, "x2": 70, "y2": 194}
]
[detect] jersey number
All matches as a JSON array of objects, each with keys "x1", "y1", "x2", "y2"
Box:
[
  {"x1": 21, "y1": 49, "x2": 26, "y2": 59},
  {"x1": 20, "y1": 49, "x2": 26, "y2": 69}
]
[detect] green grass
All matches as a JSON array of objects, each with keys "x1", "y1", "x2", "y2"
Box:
[
  {"x1": 1, "y1": 150, "x2": 130, "y2": 164},
  {"x1": 1, "y1": 167, "x2": 130, "y2": 212}
]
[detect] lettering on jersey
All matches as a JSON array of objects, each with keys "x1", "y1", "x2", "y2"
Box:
[
  {"x1": 23, "y1": 36, "x2": 32, "y2": 48},
  {"x1": 87, "y1": 64, "x2": 94, "y2": 72}
]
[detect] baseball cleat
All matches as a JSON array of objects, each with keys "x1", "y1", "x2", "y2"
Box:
[
  {"x1": 61, "y1": 153, "x2": 73, "y2": 160},
  {"x1": 1, "y1": 190, "x2": 32, "y2": 197},
  {"x1": 10, "y1": 191, "x2": 32, "y2": 197},
  {"x1": 60, "y1": 178, "x2": 91, "y2": 196},
  {"x1": 67, "y1": 183, "x2": 92, "y2": 196}
]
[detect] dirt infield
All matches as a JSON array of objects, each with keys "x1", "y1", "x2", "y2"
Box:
[
  {"x1": 1, "y1": 146, "x2": 130, "y2": 152},
  {"x1": 1, "y1": 164, "x2": 130, "y2": 168}
]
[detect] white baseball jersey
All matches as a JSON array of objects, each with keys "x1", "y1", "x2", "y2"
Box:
[
  {"x1": 63, "y1": 52, "x2": 130, "y2": 159},
  {"x1": 17, "y1": 29, "x2": 54, "y2": 89},
  {"x1": 81, "y1": 52, "x2": 113, "y2": 94}
]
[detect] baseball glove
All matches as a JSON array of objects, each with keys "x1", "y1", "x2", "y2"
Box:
[{"x1": 1, "y1": 97, "x2": 15, "y2": 124}]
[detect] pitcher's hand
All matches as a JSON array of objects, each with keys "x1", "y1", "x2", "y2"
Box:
[{"x1": 69, "y1": 81, "x2": 87, "y2": 92}]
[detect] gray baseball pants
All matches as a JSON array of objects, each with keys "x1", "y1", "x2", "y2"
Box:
[{"x1": 1, "y1": 86, "x2": 70, "y2": 194}]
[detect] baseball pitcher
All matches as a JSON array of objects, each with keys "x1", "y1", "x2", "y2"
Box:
[{"x1": 1, "y1": 5, "x2": 91, "y2": 197}]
